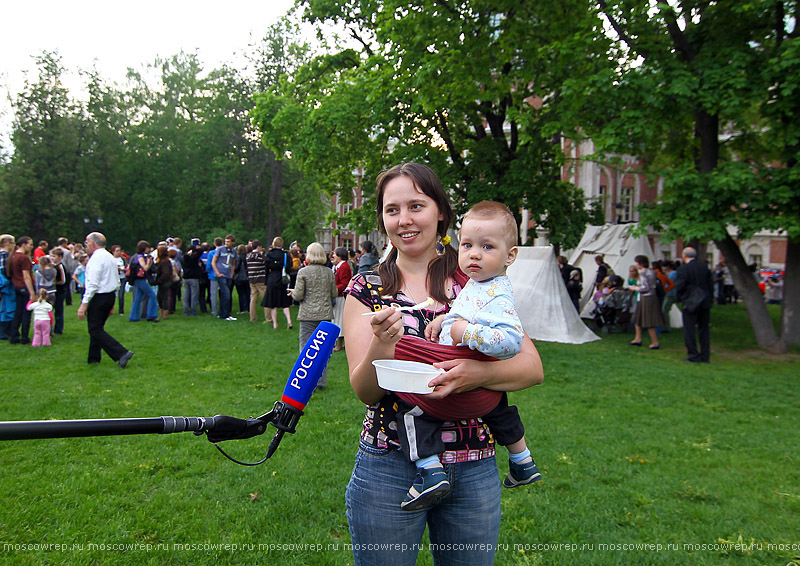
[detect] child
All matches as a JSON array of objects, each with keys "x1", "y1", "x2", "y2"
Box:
[
  {"x1": 566, "y1": 269, "x2": 583, "y2": 312},
  {"x1": 397, "y1": 201, "x2": 540, "y2": 511},
  {"x1": 73, "y1": 254, "x2": 87, "y2": 296},
  {"x1": 27, "y1": 288, "x2": 54, "y2": 347},
  {"x1": 35, "y1": 255, "x2": 57, "y2": 304}
]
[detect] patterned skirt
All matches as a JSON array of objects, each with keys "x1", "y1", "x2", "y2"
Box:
[{"x1": 632, "y1": 294, "x2": 665, "y2": 328}]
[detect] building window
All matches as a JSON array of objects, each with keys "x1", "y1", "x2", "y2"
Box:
[
  {"x1": 748, "y1": 254, "x2": 762, "y2": 268},
  {"x1": 621, "y1": 187, "x2": 634, "y2": 222},
  {"x1": 662, "y1": 250, "x2": 672, "y2": 261}
]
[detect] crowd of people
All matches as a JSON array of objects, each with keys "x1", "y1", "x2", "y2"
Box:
[{"x1": 0, "y1": 231, "x2": 384, "y2": 357}]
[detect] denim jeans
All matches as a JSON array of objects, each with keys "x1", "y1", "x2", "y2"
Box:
[
  {"x1": 183, "y1": 278, "x2": 199, "y2": 315},
  {"x1": 117, "y1": 280, "x2": 126, "y2": 314},
  {"x1": 209, "y1": 279, "x2": 219, "y2": 316},
  {"x1": 217, "y1": 277, "x2": 233, "y2": 318},
  {"x1": 346, "y1": 441, "x2": 501, "y2": 566},
  {"x1": 9, "y1": 287, "x2": 31, "y2": 344},
  {"x1": 128, "y1": 279, "x2": 158, "y2": 321}
]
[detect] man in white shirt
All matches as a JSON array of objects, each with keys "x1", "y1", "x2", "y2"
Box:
[{"x1": 77, "y1": 233, "x2": 133, "y2": 368}]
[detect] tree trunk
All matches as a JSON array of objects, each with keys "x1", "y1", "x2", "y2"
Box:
[
  {"x1": 715, "y1": 233, "x2": 784, "y2": 352},
  {"x1": 780, "y1": 238, "x2": 800, "y2": 348},
  {"x1": 267, "y1": 152, "x2": 282, "y2": 239}
]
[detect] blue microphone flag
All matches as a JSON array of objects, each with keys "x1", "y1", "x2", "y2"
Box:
[{"x1": 281, "y1": 321, "x2": 339, "y2": 410}]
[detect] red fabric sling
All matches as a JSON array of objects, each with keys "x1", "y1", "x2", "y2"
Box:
[{"x1": 393, "y1": 336, "x2": 502, "y2": 421}]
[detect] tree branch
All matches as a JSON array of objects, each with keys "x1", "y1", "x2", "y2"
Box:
[
  {"x1": 348, "y1": 26, "x2": 374, "y2": 57},
  {"x1": 660, "y1": 4, "x2": 697, "y2": 62},
  {"x1": 597, "y1": 0, "x2": 648, "y2": 60},
  {"x1": 435, "y1": 110, "x2": 464, "y2": 167},
  {"x1": 433, "y1": 0, "x2": 459, "y2": 17}
]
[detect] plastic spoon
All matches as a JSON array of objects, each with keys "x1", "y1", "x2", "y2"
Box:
[{"x1": 361, "y1": 297, "x2": 434, "y2": 316}]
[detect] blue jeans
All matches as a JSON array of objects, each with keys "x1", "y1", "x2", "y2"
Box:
[
  {"x1": 217, "y1": 277, "x2": 233, "y2": 318},
  {"x1": 346, "y1": 442, "x2": 501, "y2": 566},
  {"x1": 183, "y1": 278, "x2": 199, "y2": 315},
  {"x1": 209, "y1": 279, "x2": 219, "y2": 316},
  {"x1": 128, "y1": 279, "x2": 158, "y2": 321},
  {"x1": 117, "y1": 280, "x2": 126, "y2": 314}
]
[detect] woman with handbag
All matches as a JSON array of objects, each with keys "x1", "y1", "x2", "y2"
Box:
[
  {"x1": 291, "y1": 242, "x2": 338, "y2": 388},
  {"x1": 262, "y1": 237, "x2": 293, "y2": 329},
  {"x1": 128, "y1": 240, "x2": 159, "y2": 322},
  {"x1": 628, "y1": 255, "x2": 665, "y2": 349}
]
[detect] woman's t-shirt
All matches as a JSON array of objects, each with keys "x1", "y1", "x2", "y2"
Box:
[{"x1": 344, "y1": 271, "x2": 496, "y2": 463}]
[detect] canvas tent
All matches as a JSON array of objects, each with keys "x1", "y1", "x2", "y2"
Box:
[
  {"x1": 566, "y1": 224, "x2": 655, "y2": 318},
  {"x1": 507, "y1": 246, "x2": 600, "y2": 344}
]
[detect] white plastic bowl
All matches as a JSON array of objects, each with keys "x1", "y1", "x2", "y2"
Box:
[{"x1": 372, "y1": 359, "x2": 444, "y2": 394}]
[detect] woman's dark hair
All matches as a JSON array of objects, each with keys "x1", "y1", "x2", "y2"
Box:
[
  {"x1": 334, "y1": 247, "x2": 348, "y2": 262},
  {"x1": 375, "y1": 163, "x2": 457, "y2": 304},
  {"x1": 360, "y1": 240, "x2": 375, "y2": 255},
  {"x1": 634, "y1": 255, "x2": 650, "y2": 268},
  {"x1": 156, "y1": 245, "x2": 169, "y2": 261},
  {"x1": 136, "y1": 240, "x2": 150, "y2": 255}
]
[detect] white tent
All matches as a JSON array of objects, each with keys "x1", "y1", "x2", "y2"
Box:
[
  {"x1": 566, "y1": 224, "x2": 655, "y2": 318},
  {"x1": 507, "y1": 246, "x2": 600, "y2": 344}
]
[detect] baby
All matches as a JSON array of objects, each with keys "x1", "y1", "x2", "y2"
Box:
[{"x1": 397, "y1": 201, "x2": 540, "y2": 511}]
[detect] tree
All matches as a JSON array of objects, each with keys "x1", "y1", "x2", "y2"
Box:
[
  {"x1": 576, "y1": 1, "x2": 799, "y2": 351},
  {"x1": 254, "y1": 0, "x2": 606, "y2": 247},
  {"x1": 1, "y1": 51, "x2": 89, "y2": 242}
]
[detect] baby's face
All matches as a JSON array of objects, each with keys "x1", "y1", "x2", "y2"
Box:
[{"x1": 457, "y1": 217, "x2": 517, "y2": 282}]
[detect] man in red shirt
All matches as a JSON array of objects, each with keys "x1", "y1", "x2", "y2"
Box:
[
  {"x1": 33, "y1": 240, "x2": 48, "y2": 264},
  {"x1": 8, "y1": 236, "x2": 35, "y2": 344}
]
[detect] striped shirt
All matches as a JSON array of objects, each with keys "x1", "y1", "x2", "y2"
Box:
[{"x1": 246, "y1": 250, "x2": 266, "y2": 284}]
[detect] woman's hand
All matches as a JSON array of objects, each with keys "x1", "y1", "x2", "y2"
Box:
[
  {"x1": 343, "y1": 298, "x2": 404, "y2": 404},
  {"x1": 426, "y1": 358, "x2": 483, "y2": 399},
  {"x1": 370, "y1": 306, "x2": 403, "y2": 344},
  {"x1": 427, "y1": 333, "x2": 543, "y2": 399}
]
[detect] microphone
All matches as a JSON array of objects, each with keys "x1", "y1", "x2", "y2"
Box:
[{"x1": 265, "y1": 321, "x2": 339, "y2": 458}]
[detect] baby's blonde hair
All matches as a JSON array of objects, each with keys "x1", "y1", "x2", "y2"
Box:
[{"x1": 462, "y1": 201, "x2": 519, "y2": 248}]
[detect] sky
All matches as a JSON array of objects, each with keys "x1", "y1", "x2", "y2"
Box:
[{"x1": 0, "y1": 0, "x2": 297, "y2": 147}]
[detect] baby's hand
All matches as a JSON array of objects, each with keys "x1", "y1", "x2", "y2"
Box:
[{"x1": 424, "y1": 314, "x2": 445, "y2": 343}]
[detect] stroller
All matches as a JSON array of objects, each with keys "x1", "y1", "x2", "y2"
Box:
[{"x1": 591, "y1": 285, "x2": 634, "y2": 334}]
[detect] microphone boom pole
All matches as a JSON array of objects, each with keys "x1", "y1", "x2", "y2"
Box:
[{"x1": 0, "y1": 322, "x2": 340, "y2": 463}]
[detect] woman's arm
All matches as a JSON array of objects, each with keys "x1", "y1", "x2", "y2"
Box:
[
  {"x1": 343, "y1": 295, "x2": 404, "y2": 405},
  {"x1": 426, "y1": 333, "x2": 543, "y2": 400},
  {"x1": 138, "y1": 255, "x2": 152, "y2": 270},
  {"x1": 291, "y1": 271, "x2": 306, "y2": 301}
]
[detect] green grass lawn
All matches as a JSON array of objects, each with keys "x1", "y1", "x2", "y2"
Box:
[{"x1": 1, "y1": 297, "x2": 798, "y2": 565}]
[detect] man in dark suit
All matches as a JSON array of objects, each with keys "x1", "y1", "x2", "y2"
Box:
[{"x1": 674, "y1": 246, "x2": 714, "y2": 363}]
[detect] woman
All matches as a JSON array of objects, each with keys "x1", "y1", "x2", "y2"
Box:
[
  {"x1": 128, "y1": 241, "x2": 159, "y2": 322},
  {"x1": 154, "y1": 245, "x2": 173, "y2": 321},
  {"x1": 291, "y1": 242, "x2": 338, "y2": 388},
  {"x1": 357, "y1": 240, "x2": 379, "y2": 274},
  {"x1": 628, "y1": 255, "x2": 665, "y2": 349},
  {"x1": 234, "y1": 244, "x2": 250, "y2": 314},
  {"x1": 263, "y1": 237, "x2": 293, "y2": 329},
  {"x1": 332, "y1": 247, "x2": 352, "y2": 351},
  {"x1": 342, "y1": 163, "x2": 543, "y2": 566}
]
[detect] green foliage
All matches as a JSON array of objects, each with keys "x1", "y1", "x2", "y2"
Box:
[
  {"x1": 253, "y1": 0, "x2": 609, "y2": 249},
  {"x1": 574, "y1": 0, "x2": 800, "y2": 243},
  {"x1": 0, "y1": 43, "x2": 319, "y2": 250}
]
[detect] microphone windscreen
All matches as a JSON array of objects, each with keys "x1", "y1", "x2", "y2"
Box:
[{"x1": 281, "y1": 321, "x2": 340, "y2": 410}]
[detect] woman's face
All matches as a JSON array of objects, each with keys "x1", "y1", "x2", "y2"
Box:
[{"x1": 381, "y1": 175, "x2": 443, "y2": 258}]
